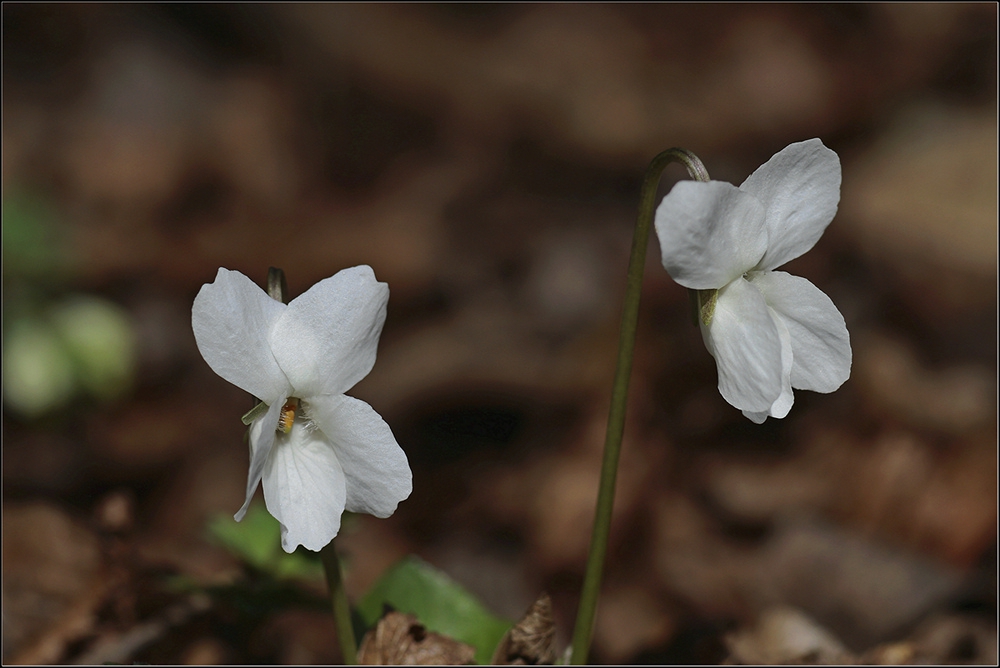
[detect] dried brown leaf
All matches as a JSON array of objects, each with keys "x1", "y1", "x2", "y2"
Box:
[
  {"x1": 358, "y1": 610, "x2": 476, "y2": 665},
  {"x1": 491, "y1": 592, "x2": 557, "y2": 665}
]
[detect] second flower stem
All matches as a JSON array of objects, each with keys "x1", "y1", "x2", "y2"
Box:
[
  {"x1": 569, "y1": 148, "x2": 709, "y2": 665},
  {"x1": 321, "y1": 541, "x2": 358, "y2": 665}
]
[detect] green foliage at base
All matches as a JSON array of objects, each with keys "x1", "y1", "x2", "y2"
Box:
[
  {"x1": 357, "y1": 555, "x2": 513, "y2": 665},
  {"x1": 207, "y1": 502, "x2": 324, "y2": 582}
]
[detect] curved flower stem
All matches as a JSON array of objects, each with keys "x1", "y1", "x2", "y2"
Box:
[
  {"x1": 264, "y1": 266, "x2": 358, "y2": 664},
  {"x1": 569, "y1": 148, "x2": 709, "y2": 665},
  {"x1": 321, "y1": 541, "x2": 359, "y2": 665}
]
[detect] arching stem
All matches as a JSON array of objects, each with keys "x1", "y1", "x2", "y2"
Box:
[{"x1": 569, "y1": 149, "x2": 709, "y2": 664}]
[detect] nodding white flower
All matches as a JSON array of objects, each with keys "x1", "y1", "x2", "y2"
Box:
[
  {"x1": 655, "y1": 138, "x2": 851, "y2": 423},
  {"x1": 192, "y1": 265, "x2": 412, "y2": 552}
]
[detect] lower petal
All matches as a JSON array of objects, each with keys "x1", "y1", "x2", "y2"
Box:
[
  {"x1": 306, "y1": 394, "x2": 412, "y2": 518},
  {"x1": 703, "y1": 278, "x2": 784, "y2": 413},
  {"x1": 766, "y1": 313, "x2": 795, "y2": 419},
  {"x1": 262, "y1": 418, "x2": 347, "y2": 553}
]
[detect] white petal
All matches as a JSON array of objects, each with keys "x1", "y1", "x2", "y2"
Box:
[
  {"x1": 749, "y1": 271, "x2": 851, "y2": 393},
  {"x1": 192, "y1": 268, "x2": 290, "y2": 403},
  {"x1": 736, "y1": 311, "x2": 796, "y2": 424},
  {"x1": 305, "y1": 394, "x2": 412, "y2": 518},
  {"x1": 269, "y1": 266, "x2": 389, "y2": 397},
  {"x1": 655, "y1": 180, "x2": 768, "y2": 289},
  {"x1": 235, "y1": 397, "x2": 287, "y2": 522},
  {"x1": 262, "y1": 418, "x2": 347, "y2": 553},
  {"x1": 702, "y1": 277, "x2": 784, "y2": 413},
  {"x1": 740, "y1": 139, "x2": 841, "y2": 271},
  {"x1": 765, "y1": 310, "x2": 795, "y2": 419}
]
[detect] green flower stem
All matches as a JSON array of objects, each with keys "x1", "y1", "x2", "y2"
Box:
[
  {"x1": 266, "y1": 266, "x2": 289, "y2": 304},
  {"x1": 262, "y1": 266, "x2": 358, "y2": 664},
  {"x1": 569, "y1": 148, "x2": 709, "y2": 665},
  {"x1": 321, "y1": 541, "x2": 359, "y2": 665}
]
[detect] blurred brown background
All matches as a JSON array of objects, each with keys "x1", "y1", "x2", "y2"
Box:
[{"x1": 2, "y1": 4, "x2": 996, "y2": 664}]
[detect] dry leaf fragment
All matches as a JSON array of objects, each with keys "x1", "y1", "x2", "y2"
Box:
[
  {"x1": 491, "y1": 593, "x2": 557, "y2": 665},
  {"x1": 358, "y1": 610, "x2": 476, "y2": 665},
  {"x1": 724, "y1": 606, "x2": 855, "y2": 665}
]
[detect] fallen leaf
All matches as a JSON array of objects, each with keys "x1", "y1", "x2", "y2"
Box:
[
  {"x1": 358, "y1": 610, "x2": 476, "y2": 665},
  {"x1": 491, "y1": 593, "x2": 557, "y2": 665}
]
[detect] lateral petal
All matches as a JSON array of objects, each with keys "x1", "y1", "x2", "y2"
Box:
[
  {"x1": 192, "y1": 268, "x2": 290, "y2": 403},
  {"x1": 749, "y1": 271, "x2": 851, "y2": 393},
  {"x1": 740, "y1": 138, "x2": 841, "y2": 271},
  {"x1": 235, "y1": 397, "x2": 286, "y2": 522},
  {"x1": 270, "y1": 265, "x2": 389, "y2": 397},
  {"x1": 655, "y1": 180, "x2": 768, "y2": 290},
  {"x1": 702, "y1": 277, "x2": 784, "y2": 413},
  {"x1": 262, "y1": 418, "x2": 347, "y2": 553},
  {"x1": 306, "y1": 394, "x2": 412, "y2": 518}
]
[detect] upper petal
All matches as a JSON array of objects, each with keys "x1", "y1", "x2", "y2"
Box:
[
  {"x1": 748, "y1": 271, "x2": 851, "y2": 393},
  {"x1": 235, "y1": 397, "x2": 287, "y2": 522},
  {"x1": 192, "y1": 268, "x2": 290, "y2": 403},
  {"x1": 655, "y1": 180, "x2": 768, "y2": 289},
  {"x1": 261, "y1": 418, "x2": 347, "y2": 553},
  {"x1": 740, "y1": 138, "x2": 841, "y2": 271},
  {"x1": 269, "y1": 265, "x2": 389, "y2": 397},
  {"x1": 702, "y1": 277, "x2": 784, "y2": 413},
  {"x1": 306, "y1": 394, "x2": 412, "y2": 518}
]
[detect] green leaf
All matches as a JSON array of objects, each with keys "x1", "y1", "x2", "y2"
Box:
[
  {"x1": 206, "y1": 502, "x2": 323, "y2": 583},
  {"x1": 2, "y1": 316, "x2": 76, "y2": 417},
  {"x1": 357, "y1": 556, "x2": 513, "y2": 665},
  {"x1": 50, "y1": 296, "x2": 137, "y2": 402}
]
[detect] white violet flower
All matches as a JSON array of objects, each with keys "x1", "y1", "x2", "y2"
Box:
[
  {"x1": 192, "y1": 265, "x2": 412, "y2": 552},
  {"x1": 655, "y1": 138, "x2": 851, "y2": 423}
]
